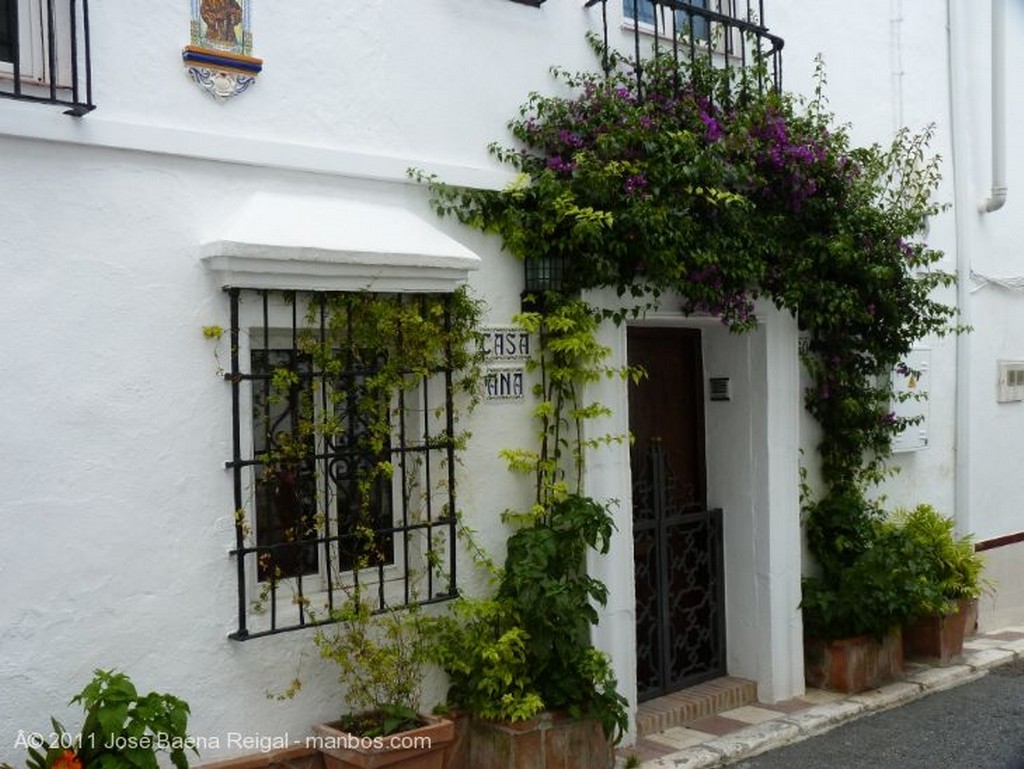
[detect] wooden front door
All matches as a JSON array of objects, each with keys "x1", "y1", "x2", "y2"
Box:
[{"x1": 628, "y1": 327, "x2": 726, "y2": 701}]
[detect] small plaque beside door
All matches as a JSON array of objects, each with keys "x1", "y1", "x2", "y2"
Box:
[{"x1": 708, "y1": 377, "x2": 731, "y2": 402}]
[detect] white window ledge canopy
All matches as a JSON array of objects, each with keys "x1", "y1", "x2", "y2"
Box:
[{"x1": 201, "y1": 191, "x2": 481, "y2": 293}]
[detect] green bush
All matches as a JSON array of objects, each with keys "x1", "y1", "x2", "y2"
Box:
[
  {"x1": 802, "y1": 501, "x2": 988, "y2": 639},
  {"x1": 891, "y1": 504, "x2": 986, "y2": 611},
  {"x1": 426, "y1": 494, "x2": 628, "y2": 743},
  {"x1": 314, "y1": 599, "x2": 429, "y2": 737},
  {"x1": 802, "y1": 512, "x2": 945, "y2": 640},
  {"x1": 2, "y1": 670, "x2": 195, "y2": 769}
]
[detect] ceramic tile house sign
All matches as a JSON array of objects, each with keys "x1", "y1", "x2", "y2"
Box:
[
  {"x1": 481, "y1": 326, "x2": 530, "y2": 402},
  {"x1": 183, "y1": 0, "x2": 263, "y2": 100}
]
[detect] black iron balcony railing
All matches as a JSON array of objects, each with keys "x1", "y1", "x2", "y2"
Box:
[
  {"x1": 0, "y1": 0, "x2": 93, "y2": 115},
  {"x1": 587, "y1": 0, "x2": 784, "y2": 97}
]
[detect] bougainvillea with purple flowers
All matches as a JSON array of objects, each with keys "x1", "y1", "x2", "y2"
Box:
[{"x1": 418, "y1": 39, "x2": 960, "y2": 632}]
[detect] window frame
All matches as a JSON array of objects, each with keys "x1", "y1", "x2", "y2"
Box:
[
  {"x1": 621, "y1": 0, "x2": 741, "y2": 56},
  {"x1": 243, "y1": 331, "x2": 409, "y2": 605},
  {"x1": 0, "y1": 0, "x2": 69, "y2": 85},
  {"x1": 0, "y1": 0, "x2": 94, "y2": 114},
  {"x1": 225, "y1": 288, "x2": 462, "y2": 640}
]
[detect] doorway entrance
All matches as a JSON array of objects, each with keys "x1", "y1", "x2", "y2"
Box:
[{"x1": 628, "y1": 327, "x2": 726, "y2": 701}]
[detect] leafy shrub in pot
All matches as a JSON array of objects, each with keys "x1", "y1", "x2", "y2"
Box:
[{"x1": 1, "y1": 669, "x2": 195, "y2": 769}]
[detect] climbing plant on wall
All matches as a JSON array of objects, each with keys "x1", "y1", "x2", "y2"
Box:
[
  {"x1": 418, "y1": 40, "x2": 956, "y2": 503},
  {"x1": 416, "y1": 39, "x2": 960, "y2": 638}
]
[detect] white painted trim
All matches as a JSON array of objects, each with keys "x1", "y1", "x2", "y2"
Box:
[
  {"x1": 201, "y1": 191, "x2": 481, "y2": 292},
  {"x1": 0, "y1": 106, "x2": 516, "y2": 189}
]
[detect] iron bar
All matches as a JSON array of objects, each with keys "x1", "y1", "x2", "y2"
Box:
[
  {"x1": 68, "y1": 0, "x2": 77, "y2": 106},
  {"x1": 586, "y1": 0, "x2": 783, "y2": 97},
  {"x1": 318, "y1": 297, "x2": 335, "y2": 616},
  {"x1": 45, "y1": 0, "x2": 54, "y2": 100},
  {"x1": 10, "y1": 0, "x2": 21, "y2": 95},
  {"x1": 227, "y1": 288, "x2": 249, "y2": 641},
  {"x1": 443, "y1": 296, "x2": 458, "y2": 597},
  {"x1": 0, "y1": 0, "x2": 94, "y2": 114},
  {"x1": 422, "y1": 304, "x2": 435, "y2": 603},
  {"x1": 226, "y1": 289, "x2": 462, "y2": 638}
]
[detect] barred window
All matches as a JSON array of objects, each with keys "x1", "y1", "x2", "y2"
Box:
[
  {"x1": 623, "y1": 0, "x2": 741, "y2": 53},
  {"x1": 224, "y1": 288, "x2": 470, "y2": 639},
  {"x1": 0, "y1": 0, "x2": 94, "y2": 114}
]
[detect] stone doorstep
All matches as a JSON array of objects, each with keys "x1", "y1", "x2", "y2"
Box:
[{"x1": 635, "y1": 677, "x2": 758, "y2": 738}]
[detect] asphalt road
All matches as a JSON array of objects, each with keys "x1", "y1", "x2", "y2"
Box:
[{"x1": 732, "y1": 659, "x2": 1024, "y2": 769}]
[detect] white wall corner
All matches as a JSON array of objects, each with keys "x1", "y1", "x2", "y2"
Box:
[
  {"x1": 583, "y1": 319, "x2": 639, "y2": 744},
  {"x1": 756, "y1": 307, "x2": 806, "y2": 702}
]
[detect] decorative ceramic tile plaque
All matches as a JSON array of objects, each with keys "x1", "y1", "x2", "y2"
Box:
[
  {"x1": 182, "y1": 0, "x2": 263, "y2": 101},
  {"x1": 481, "y1": 326, "x2": 531, "y2": 402}
]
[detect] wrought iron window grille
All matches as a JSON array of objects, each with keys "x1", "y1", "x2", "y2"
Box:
[
  {"x1": 224, "y1": 289, "x2": 462, "y2": 640},
  {"x1": 0, "y1": 0, "x2": 94, "y2": 115},
  {"x1": 588, "y1": 0, "x2": 784, "y2": 98}
]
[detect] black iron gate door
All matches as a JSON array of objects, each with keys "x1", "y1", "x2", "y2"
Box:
[{"x1": 628, "y1": 327, "x2": 726, "y2": 701}]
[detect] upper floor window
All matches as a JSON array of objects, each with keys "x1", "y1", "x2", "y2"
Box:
[
  {"x1": 0, "y1": 0, "x2": 94, "y2": 114},
  {"x1": 0, "y1": 1, "x2": 14, "y2": 63},
  {"x1": 623, "y1": 0, "x2": 739, "y2": 52}
]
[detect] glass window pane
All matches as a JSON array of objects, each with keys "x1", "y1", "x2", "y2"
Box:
[
  {"x1": 0, "y1": 0, "x2": 13, "y2": 64},
  {"x1": 251, "y1": 348, "x2": 320, "y2": 582},
  {"x1": 678, "y1": 0, "x2": 710, "y2": 39},
  {"x1": 624, "y1": 0, "x2": 657, "y2": 25}
]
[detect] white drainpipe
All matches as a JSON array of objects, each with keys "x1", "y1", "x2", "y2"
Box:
[
  {"x1": 947, "y1": 0, "x2": 971, "y2": 533},
  {"x1": 981, "y1": 0, "x2": 1007, "y2": 213}
]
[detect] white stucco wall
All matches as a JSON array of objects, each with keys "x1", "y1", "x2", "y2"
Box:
[
  {"x1": 7, "y1": 0, "x2": 1024, "y2": 762},
  {"x1": 0, "y1": 1, "x2": 604, "y2": 757},
  {"x1": 0, "y1": 138, "x2": 540, "y2": 758},
  {"x1": 779, "y1": 0, "x2": 1024, "y2": 624}
]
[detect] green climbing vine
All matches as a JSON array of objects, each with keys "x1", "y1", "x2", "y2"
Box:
[{"x1": 418, "y1": 38, "x2": 961, "y2": 639}]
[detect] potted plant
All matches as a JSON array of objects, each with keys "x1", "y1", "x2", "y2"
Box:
[
  {"x1": 893, "y1": 504, "x2": 987, "y2": 662},
  {"x1": 426, "y1": 494, "x2": 627, "y2": 769},
  {"x1": 2, "y1": 669, "x2": 196, "y2": 769},
  {"x1": 422, "y1": 301, "x2": 629, "y2": 769},
  {"x1": 801, "y1": 493, "x2": 945, "y2": 692},
  {"x1": 311, "y1": 596, "x2": 454, "y2": 769}
]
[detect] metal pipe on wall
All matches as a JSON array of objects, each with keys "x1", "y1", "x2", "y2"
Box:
[{"x1": 981, "y1": 0, "x2": 1007, "y2": 213}]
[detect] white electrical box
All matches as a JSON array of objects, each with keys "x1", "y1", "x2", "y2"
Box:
[
  {"x1": 997, "y1": 361, "x2": 1024, "y2": 403},
  {"x1": 891, "y1": 348, "x2": 930, "y2": 453}
]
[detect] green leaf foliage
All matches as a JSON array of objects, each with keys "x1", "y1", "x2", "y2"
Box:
[
  {"x1": 4, "y1": 670, "x2": 195, "y2": 769},
  {"x1": 314, "y1": 599, "x2": 432, "y2": 738},
  {"x1": 418, "y1": 38, "x2": 964, "y2": 643},
  {"x1": 419, "y1": 41, "x2": 957, "y2": 498},
  {"x1": 891, "y1": 504, "x2": 988, "y2": 607}
]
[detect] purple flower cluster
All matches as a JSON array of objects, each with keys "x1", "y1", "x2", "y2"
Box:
[
  {"x1": 558, "y1": 129, "x2": 585, "y2": 149},
  {"x1": 546, "y1": 156, "x2": 575, "y2": 176},
  {"x1": 624, "y1": 173, "x2": 648, "y2": 197},
  {"x1": 751, "y1": 110, "x2": 828, "y2": 211},
  {"x1": 682, "y1": 266, "x2": 756, "y2": 327},
  {"x1": 615, "y1": 86, "x2": 638, "y2": 104},
  {"x1": 699, "y1": 110, "x2": 722, "y2": 142},
  {"x1": 688, "y1": 265, "x2": 724, "y2": 288}
]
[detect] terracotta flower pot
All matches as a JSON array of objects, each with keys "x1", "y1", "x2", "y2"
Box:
[
  {"x1": 903, "y1": 598, "x2": 976, "y2": 663},
  {"x1": 804, "y1": 628, "x2": 904, "y2": 693},
  {"x1": 311, "y1": 715, "x2": 454, "y2": 769},
  {"x1": 467, "y1": 712, "x2": 612, "y2": 769}
]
